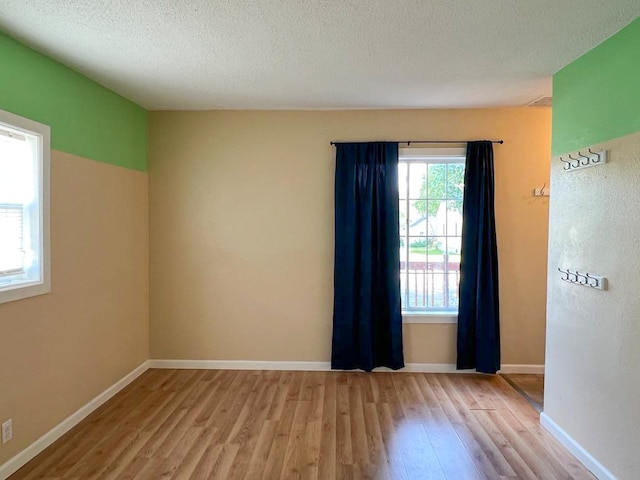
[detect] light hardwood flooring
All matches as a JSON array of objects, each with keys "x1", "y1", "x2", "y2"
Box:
[
  {"x1": 10, "y1": 369, "x2": 593, "y2": 480},
  {"x1": 501, "y1": 374, "x2": 544, "y2": 412}
]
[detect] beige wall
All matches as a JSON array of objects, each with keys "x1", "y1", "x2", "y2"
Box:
[
  {"x1": 544, "y1": 131, "x2": 640, "y2": 479},
  {"x1": 0, "y1": 151, "x2": 149, "y2": 465},
  {"x1": 149, "y1": 109, "x2": 551, "y2": 365}
]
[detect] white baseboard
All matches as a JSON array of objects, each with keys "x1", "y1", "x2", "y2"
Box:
[
  {"x1": 148, "y1": 359, "x2": 332, "y2": 371},
  {"x1": 0, "y1": 361, "x2": 150, "y2": 480},
  {"x1": 499, "y1": 364, "x2": 545, "y2": 374},
  {"x1": 540, "y1": 412, "x2": 616, "y2": 480},
  {"x1": 148, "y1": 359, "x2": 544, "y2": 374}
]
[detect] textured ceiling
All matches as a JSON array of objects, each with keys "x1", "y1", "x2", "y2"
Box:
[{"x1": 1, "y1": 1, "x2": 638, "y2": 110}]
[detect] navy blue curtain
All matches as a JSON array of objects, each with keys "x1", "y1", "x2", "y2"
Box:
[
  {"x1": 331, "y1": 142, "x2": 404, "y2": 372},
  {"x1": 457, "y1": 141, "x2": 501, "y2": 373}
]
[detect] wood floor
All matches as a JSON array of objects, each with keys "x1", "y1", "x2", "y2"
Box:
[
  {"x1": 10, "y1": 369, "x2": 593, "y2": 480},
  {"x1": 501, "y1": 374, "x2": 544, "y2": 413}
]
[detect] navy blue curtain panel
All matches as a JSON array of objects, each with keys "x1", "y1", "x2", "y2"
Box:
[
  {"x1": 331, "y1": 142, "x2": 404, "y2": 372},
  {"x1": 457, "y1": 141, "x2": 501, "y2": 374}
]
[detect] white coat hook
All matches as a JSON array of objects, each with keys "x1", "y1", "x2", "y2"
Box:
[{"x1": 533, "y1": 182, "x2": 550, "y2": 197}]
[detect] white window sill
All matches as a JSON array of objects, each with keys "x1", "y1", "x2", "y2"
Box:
[
  {"x1": 0, "y1": 281, "x2": 50, "y2": 305},
  {"x1": 402, "y1": 312, "x2": 458, "y2": 324}
]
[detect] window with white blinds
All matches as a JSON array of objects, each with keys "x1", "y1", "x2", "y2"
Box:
[{"x1": 0, "y1": 109, "x2": 50, "y2": 304}]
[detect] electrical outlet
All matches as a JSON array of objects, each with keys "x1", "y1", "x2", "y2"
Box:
[{"x1": 2, "y1": 419, "x2": 12, "y2": 444}]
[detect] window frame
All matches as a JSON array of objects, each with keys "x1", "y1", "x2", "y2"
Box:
[
  {"x1": 0, "y1": 109, "x2": 51, "y2": 304},
  {"x1": 398, "y1": 147, "x2": 466, "y2": 324}
]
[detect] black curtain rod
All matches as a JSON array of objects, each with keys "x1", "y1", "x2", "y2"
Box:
[{"x1": 330, "y1": 140, "x2": 504, "y2": 146}]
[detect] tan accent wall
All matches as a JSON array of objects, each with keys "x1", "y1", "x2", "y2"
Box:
[
  {"x1": 149, "y1": 109, "x2": 550, "y2": 365},
  {"x1": 545, "y1": 130, "x2": 640, "y2": 479},
  {"x1": 0, "y1": 151, "x2": 149, "y2": 465}
]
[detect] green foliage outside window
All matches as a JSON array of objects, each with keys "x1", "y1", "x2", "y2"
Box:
[{"x1": 414, "y1": 164, "x2": 465, "y2": 217}]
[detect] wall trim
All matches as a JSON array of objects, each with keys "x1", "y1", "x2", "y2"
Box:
[
  {"x1": 540, "y1": 412, "x2": 617, "y2": 480},
  {"x1": 0, "y1": 361, "x2": 150, "y2": 480},
  {"x1": 499, "y1": 364, "x2": 545, "y2": 374},
  {"x1": 149, "y1": 359, "x2": 332, "y2": 371},
  {"x1": 148, "y1": 359, "x2": 544, "y2": 374}
]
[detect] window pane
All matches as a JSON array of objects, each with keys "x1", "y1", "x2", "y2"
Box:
[
  {"x1": 408, "y1": 237, "x2": 427, "y2": 265},
  {"x1": 398, "y1": 162, "x2": 408, "y2": 199},
  {"x1": 446, "y1": 200, "x2": 463, "y2": 241},
  {"x1": 405, "y1": 272, "x2": 426, "y2": 309},
  {"x1": 399, "y1": 158, "x2": 464, "y2": 313},
  {"x1": 0, "y1": 129, "x2": 41, "y2": 287},
  {"x1": 0, "y1": 134, "x2": 34, "y2": 204},
  {"x1": 447, "y1": 270, "x2": 460, "y2": 309},
  {"x1": 446, "y1": 163, "x2": 465, "y2": 200},
  {"x1": 399, "y1": 201, "x2": 407, "y2": 231},
  {"x1": 428, "y1": 200, "x2": 447, "y2": 234},
  {"x1": 425, "y1": 237, "x2": 440, "y2": 259},
  {"x1": 429, "y1": 237, "x2": 446, "y2": 262},
  {"x1": 408, "y1": 163, "x2": 426, "y2": 199},
  {"x1": 428, "y1": 273, "x2": 445, "y2": 308},
  {"x1": 427, "y1": 163, "x2": 447, "y2": 199},
  {"x1": 0, "y1": 205, "x2": 24, "y2": 273},
  {"x1": 408, "y1": 201, "x2": 427, "y2": 236},
  {"x1": 406, "y1": 238, "x2": 425, "y2": 310},
  {"x1": 400, "y1": 271, "x2": 407, "y2": 308}
]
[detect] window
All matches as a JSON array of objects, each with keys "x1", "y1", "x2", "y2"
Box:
[
  {"x1": 399, "y1": 148, "x2": 465, "y2": 320},
  {"x1": 0, "y1": 110, "x2": 50, "y2": 304}
]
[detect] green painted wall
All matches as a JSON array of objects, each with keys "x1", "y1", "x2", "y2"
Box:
[
  {"x1": 552, "y1": 17, "x2": 640, "y2": 155},
  {"x1": 0, "y1": 32, "x2": 147, "y2": 171}
]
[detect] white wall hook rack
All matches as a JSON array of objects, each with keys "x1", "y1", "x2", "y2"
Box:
[
  {"x1": 533, "y1": 183, "x2": 549, "y2": 196},
  {"x1": 558, "y1": 268, "x2": 607, "y2": 290},
  {"x1": 559, "y1": 149, "x2": 607, "y2": 172}
]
